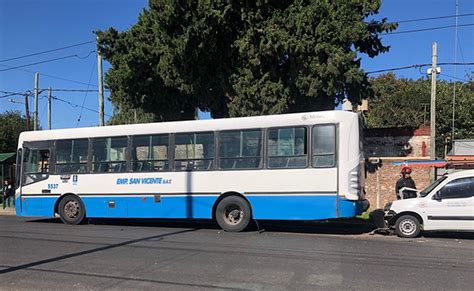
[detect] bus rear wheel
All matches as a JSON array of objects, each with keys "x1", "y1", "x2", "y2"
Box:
[
  {"x1": 215, "y1": 196, "x2": 251, "y2": 232},
  {"x1": 58, "y1": 195, "x2": 86, "y2": 225}
]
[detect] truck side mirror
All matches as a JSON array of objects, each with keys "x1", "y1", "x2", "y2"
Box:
[{"x1": 433, "y1": 191, "x2": 442, "y2": 201}]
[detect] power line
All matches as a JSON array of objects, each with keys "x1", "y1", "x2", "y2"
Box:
[
  {"x1": 440, "y1": 73, "x2": 470, "y2": 82},
  {"x1": 45, "y1": 88, "x2": 109, "y2": 92},
  {"x1": 0, "y1": 40, "x2": 95, "y2": 63},
  {"x1": 456, "y1": 34, "x2": 471, "y2": 78},
  {"x1": 0, "y1": 64, "x2": 99, "y2": 87},
  {"x1": 51, "y1": 95, "x2": 112, "y2": 117},
  {"x1": 394, "y1": 13, "x2": 474, "y2": 24},
  {"x1": 77, "y1": 58, "x2": 97, "y2": 127},
  {"x1": 2, "y1": 89, "x2": 111, "y2": 118},
  {"x1": 0, "y1": 51, "x2": 95, "y2": 72},
  {"x1": 0, "y1": 90, "x2": 29, "y2": 98},
  {"x1": 366, "y1": 62, "x2": 474, "y2": 74},
  {"x1": 381, "y1": 23, "x2": 474, "y2": 35},
  {"x1": 0, "y1": 93, "x2": 20, "y2": 99}
]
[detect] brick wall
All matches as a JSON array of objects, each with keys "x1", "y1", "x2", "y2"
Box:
[
  {"x1": 363, "y1": 127, "x2": 431, "y2": 210},
  {"x1": 365, "y1": 160, "x2": 431, "y2": 209},
  {"x1": 364, "y1": 127, "x2": 430, "y2": 158}
]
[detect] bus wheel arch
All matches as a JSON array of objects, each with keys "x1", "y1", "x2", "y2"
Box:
[
  {"x1": 213, "y1": 192, "x2": 253, "y2": 232},
  {"x1": 56, "y1": 193, "x2": 86, "y2": 225}
]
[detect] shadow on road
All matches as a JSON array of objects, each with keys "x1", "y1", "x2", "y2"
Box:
[
  {"x1": 27, "y1": 217, "x2": 376, "y2": 235},
  {"x1": 421, "y1": 231, "x2": 474, "y2": 240},
  {"x1": 0, "y1": 228, "x2": 198, "y2": 275},
  {"x1": 26, "y1": 217, "x2": 474, "y2": 239}
]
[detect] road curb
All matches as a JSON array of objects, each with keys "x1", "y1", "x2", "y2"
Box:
[{"x1": 0, "y1": 209, "x2": 16, "y2": 216}]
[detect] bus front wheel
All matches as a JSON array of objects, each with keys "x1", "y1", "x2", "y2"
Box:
[
  {"x1": 215, "y1": 196, "x2": 251, "y2": 232},
  {"x1": 58, "y1": 195, "x2": 86, "y2": 225}
]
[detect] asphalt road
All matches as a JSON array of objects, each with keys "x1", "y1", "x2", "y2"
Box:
[{"x1": 0, "y1": 216, "x2": 473, "y2": 290}]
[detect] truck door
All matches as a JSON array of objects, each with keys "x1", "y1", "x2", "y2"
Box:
[{"x1": 424, "y1": 177, "x2": 474, "y2": 231}]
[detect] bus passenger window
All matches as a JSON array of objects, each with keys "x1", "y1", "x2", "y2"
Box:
[
  {"x1": 174, "y1": 132, "x2": 215, "y2": 170},
  {"x1": 132, "y1": 135, "x2": 169, "y2": 172},
  {"x1": 312, "y1": 125, "x2": 336, "y2": 167},
  {"x1": 91, "y1": 137, "x2": 128, "y2": 173},
  {"x1": 267, "y1": 127, "x2": 308, "y2": 168},
  {"x1": 219, "y1": 130, "x2": 262, "y2": 169},
  {"x1": 55, "y1": 139, "x2": 88, "y2": 174}
]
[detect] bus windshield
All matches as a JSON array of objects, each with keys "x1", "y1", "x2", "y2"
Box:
[{"x1": 419, "y1": 176, "x2": 447, "y2": 197}]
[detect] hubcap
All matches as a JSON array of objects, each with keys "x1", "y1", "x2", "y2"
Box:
[
  {"x1": 224, "y1": 205, "x2": 243, "y2": 225},
  {"x1": 64, "y1": 200, "x2": 80, "y2": 219},
  {"x1": 399, "y1": 219, "x2": 416, "y2": 236}
]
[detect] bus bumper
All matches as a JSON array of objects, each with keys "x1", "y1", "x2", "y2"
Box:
[{"x1": 355, "y1": 199, "x2": 370, "y2": 215}]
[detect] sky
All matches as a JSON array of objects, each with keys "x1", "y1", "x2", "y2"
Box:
[{"x1": 0, "y1": 0, "x2": 473, "y2": 129}]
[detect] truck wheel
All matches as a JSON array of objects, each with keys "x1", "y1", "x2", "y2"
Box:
[
  {"x1": 58, "y1": 195, "x2": 86, "y2": 225},
  {"x1": 215, "y1": 195, "x2": 251, "y2": 232},
  {"x1": 395, "y1": 215, "x2": 421, "y2": 238}
]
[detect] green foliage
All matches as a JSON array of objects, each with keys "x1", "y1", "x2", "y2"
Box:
[
  {"x1": 107, "y1": 106, "x2": 155, "y2": 125},
  {"x1": 97, "y1": 0, "x2": 396, "y2": 122},
  {"x1": 366, "y1": 73, "x2": 474, "y2": 157},
  {"x1": 0, "y1": 111, "x2": 27, "y2": 152}
]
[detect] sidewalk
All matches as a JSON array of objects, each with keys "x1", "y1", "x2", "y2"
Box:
[{"x1": 0, "y1": 205, "x2": 16, "y2": 215}]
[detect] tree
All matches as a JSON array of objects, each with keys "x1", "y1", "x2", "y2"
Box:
[
  {"x1": 97, "y1": 0, "x2": 396, "y2": 122},
  {"x1": 366, "y1": 73, "x2": 474, "y2": 156},
  {"x1": 0, "y1": 111, "x2": 27, "y2": 153},
  {"x1": 107, "y1": 106, "x2": 155, "y2": 125}
]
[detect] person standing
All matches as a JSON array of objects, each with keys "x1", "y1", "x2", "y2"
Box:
[
  {"x1": 395, "y1": 167, "x2": 417, "y2": 199},
  {"x1": 2, "y1": 178, "x2": 14, "y2": 209}
]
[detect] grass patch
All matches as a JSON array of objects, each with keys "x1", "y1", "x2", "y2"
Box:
[{"x1": 356, "y1": 211, "x2": 371, "y2": 220}]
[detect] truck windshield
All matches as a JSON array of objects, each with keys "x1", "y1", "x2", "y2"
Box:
[{"x1": 419, "y1": 176, "x2": 447, "y2": 197}]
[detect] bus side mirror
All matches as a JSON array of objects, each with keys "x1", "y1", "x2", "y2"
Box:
[{"x1": 432, "y1": 191, "x2": 442, "y2": 201}]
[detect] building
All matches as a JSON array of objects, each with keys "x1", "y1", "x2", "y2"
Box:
[
  {"x1": 364, "y1": 127, "x2": 431, "y2": 210},
  {"x1": 0, "y1": 152, "x2": 16, "y2": 185}
]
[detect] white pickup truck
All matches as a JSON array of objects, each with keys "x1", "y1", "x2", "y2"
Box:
[{"x1": 383, "y1": 169, "x2": 474, "y2": 238}]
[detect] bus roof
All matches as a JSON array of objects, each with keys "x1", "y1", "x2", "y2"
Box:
[{"x1": 18, "y1": 110, "x2": 358, "y2": 143}]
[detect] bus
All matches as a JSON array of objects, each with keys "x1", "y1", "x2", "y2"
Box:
[{"x1": 15, "y1": 111, "x2": 368, "y2": 231}]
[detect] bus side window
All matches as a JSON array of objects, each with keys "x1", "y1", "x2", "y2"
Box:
[
  {"x1": 312, "y1": 125, "x2": 336, "y2": 168},
  {"x1": 91, "y1": 137, "x2": 128, "y2": 173},
  {"x1": 131, "y1": 134, "x2": 170, "y2": 172},
  {"x1": 55, "y1": 139, "x2": 89, "y2": 174},
  {"x1": 219, "y1": 130, "x2": 262, "y2": 170},
  {"x1": 174, "y1": 132, "x2": 215, "y2": 171},
  {"x1": 267, "y1": 127, "x2": 308, "y2": 169}
]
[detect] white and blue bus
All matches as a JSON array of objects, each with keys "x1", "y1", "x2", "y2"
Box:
[{"x1": 15, "y1": 111, "x2": 368, "y2": 231}]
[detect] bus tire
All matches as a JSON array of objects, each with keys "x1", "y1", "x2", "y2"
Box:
[
  {"x1": 395, "y1": 214, "x2": 421, "y2": 238},
  {"x1": 215, "y1": 195, "x2": 251, "y2": 232},
  {"x1": 58, "y1": 195, "x2": 86, "y2": 225}
]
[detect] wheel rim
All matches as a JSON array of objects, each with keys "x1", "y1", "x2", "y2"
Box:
[
  {"x1": 64, "y1": 200, "x2": 80, "y2": 219},
  {"x1": 399, "y1": 219, "x2": 416, "y2": 236},
  {"x1": 224, "y1": 205, "x2": 244, "y2": 225}
]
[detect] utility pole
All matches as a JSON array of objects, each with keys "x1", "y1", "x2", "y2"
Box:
[
  {"x1": 34, "y1": 72, "x2": 39, "y2": 130},
  {"x1": 428, "y1": 42, "x2": 440, "y2": 181},
  {"x1": 24, "y1": 92, "x2": 31, "y2": 131},
  {"x1": 48, "y1": 87, "x2": 52, "y2": 130},
  {"x1": 451, "y1": 0, "x2": 459, "y2": 146},
  {"x1": 97, "y1": 38, "x2": 105, "y2": 126}
]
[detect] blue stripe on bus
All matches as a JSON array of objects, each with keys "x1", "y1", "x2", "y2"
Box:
[{"x1": 16, "y1": 195, "x2": 365, "y2": 220}]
